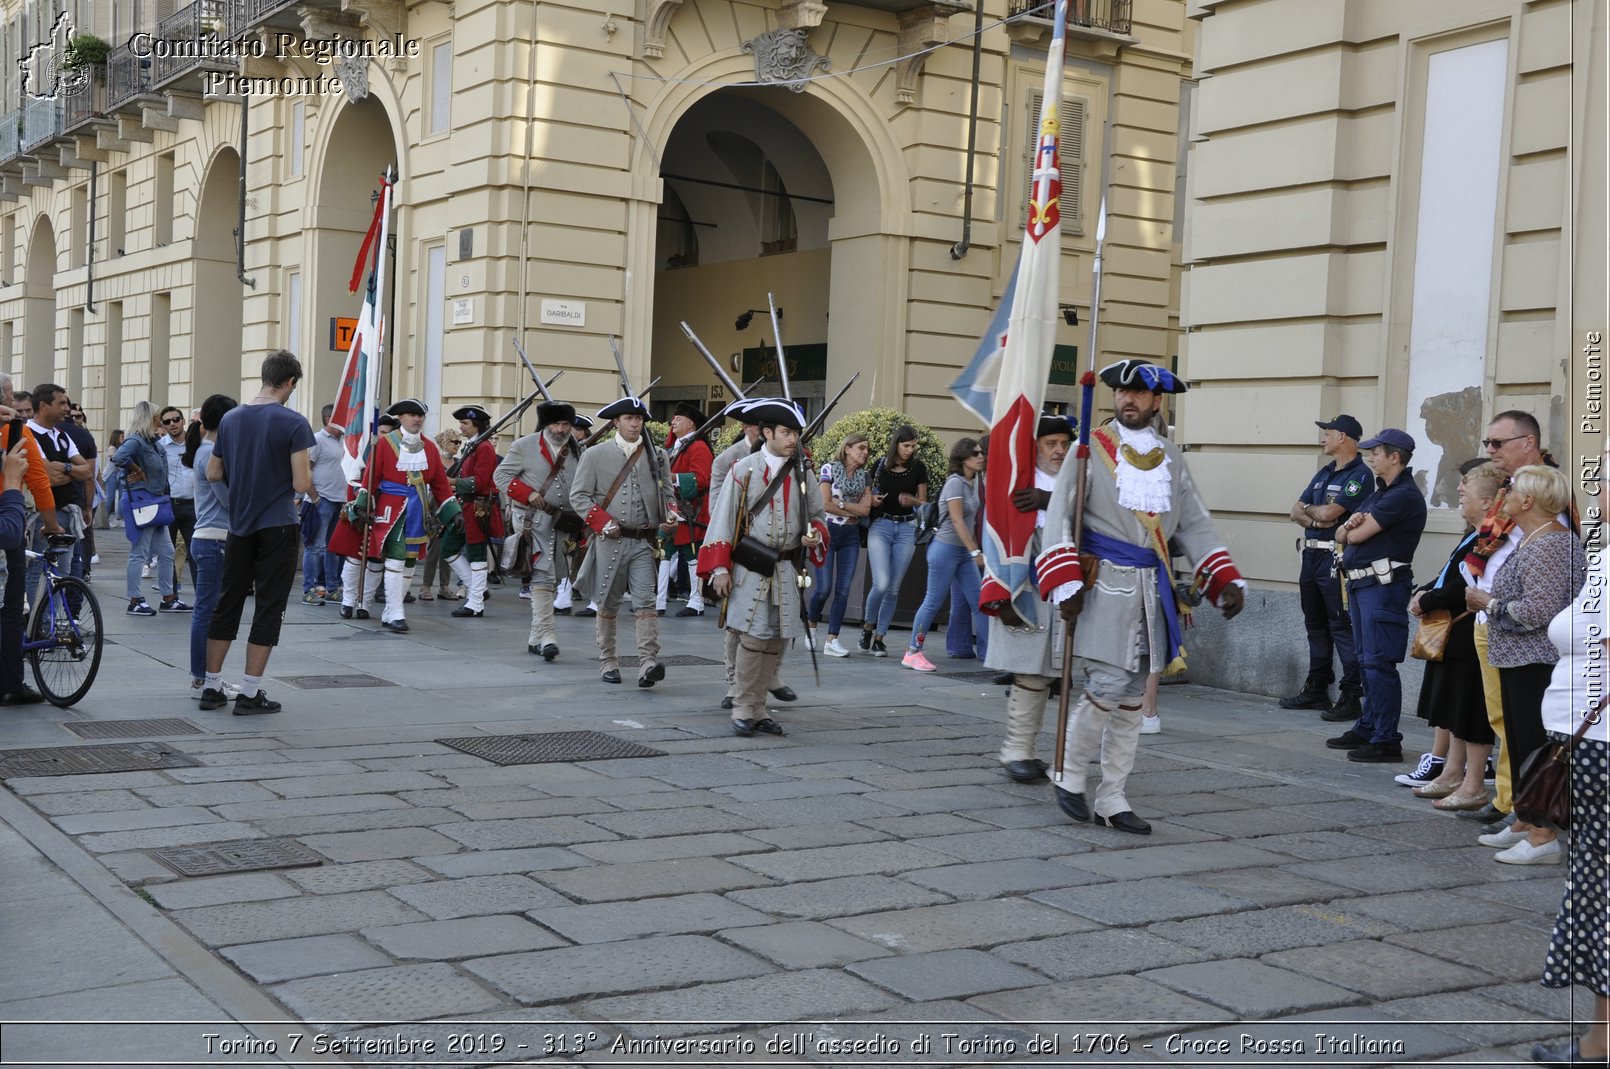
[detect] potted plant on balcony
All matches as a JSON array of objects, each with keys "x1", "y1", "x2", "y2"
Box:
[{"x1": 63, "y1": 33, "x2": 112, "y2": 73}]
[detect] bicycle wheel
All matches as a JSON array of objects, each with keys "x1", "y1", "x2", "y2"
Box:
[{"x1": 28, "y1": 575, "x2": 104, "y2": 708}]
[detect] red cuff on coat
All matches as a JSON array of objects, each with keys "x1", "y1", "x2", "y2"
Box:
[
  {"x1": 585, "y1": 505, "x2": 613, "y2": 534},
  {"x1": 697, "y1": 540, "x2": 732, "y2": 578},
  {"x1": 1195, "y1": 548, "x2": 1242, "y2": 604},
  {"x1": 507, "y1": 478, "x2": 537, "y2": 506},
  {"x1": 1035, "y1": 542, "x2": 1084, "y2": 599},
  {"x1": 807, "y1": 521, "x2": 829, "y2": 567}
]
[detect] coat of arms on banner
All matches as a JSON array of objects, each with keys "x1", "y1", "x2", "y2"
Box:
[{"x1": 742, "y1": 29, "x2": 829, "y2": 92}]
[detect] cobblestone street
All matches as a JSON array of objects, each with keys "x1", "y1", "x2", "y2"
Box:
[{"x1": 0, "y1": 547, "x2": 1579, "y2": 1066}]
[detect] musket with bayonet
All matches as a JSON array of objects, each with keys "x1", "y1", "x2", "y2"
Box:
[
  {"x1": 763, "y1": 291, "x2": 822, "y2": 682},
  {"x1": 512, "y1": 339, "x2": 556, "y2": 404},
  {"x1": 446, "y1": 371, "x2": 564, "y2": 480}
]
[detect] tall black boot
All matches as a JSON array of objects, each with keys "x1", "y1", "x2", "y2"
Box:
[{"x1": 1278, "y1": 676, "x2": 1332, "y2": 710}]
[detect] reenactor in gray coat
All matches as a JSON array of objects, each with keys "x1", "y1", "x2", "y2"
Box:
[
  {"x1": 700, "y1": 399, "x2": 826, "y2": 737},
  {"x1": 1034, "y1": 360, "x2": 1247, "y2": 835},
  {"x1": 568, "y1": 397, "x2": 677, "y2": 686},
  {"x1": 494, "y1": 400, "x2": 583, "y2": 661}
]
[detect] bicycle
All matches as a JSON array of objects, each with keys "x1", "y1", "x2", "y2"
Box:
[{"x1": 22, "y1": 533, "x2": 103, "y2": 707}]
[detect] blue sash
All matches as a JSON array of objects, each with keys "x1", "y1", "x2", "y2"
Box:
[
  {"x1": 380, "y1": 480, "x2": 425, "y2": 543},
  {"x1": 1082, "y1": 527, "x2": 1184, "y2": 670}
]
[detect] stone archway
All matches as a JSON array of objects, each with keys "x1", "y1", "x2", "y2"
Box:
[
  {"x1": 627, "y1": 54, "x2": 913, "y2": 415},
  {"x1": 194, "y1": 147, "x2": 245, "y2": 402},
  {"x1": 23, "y1": 216, "x2": 56, "y2": 391},
  {"x1": 310, "y1": 97, "x2": 400, "y2": 418}
]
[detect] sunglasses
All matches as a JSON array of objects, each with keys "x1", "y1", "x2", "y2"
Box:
[
  {"x1": 1482, "y1": 435, "x2": 1529, "y2": 449},
  {"x1": 161, "y1": 416, "x2": 184, "y2": 425}
]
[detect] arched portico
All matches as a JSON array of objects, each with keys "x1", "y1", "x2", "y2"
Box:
[
  {"x1": 23, "y1": 216, "x2": 56, "y2": 390},
  {"x1": 194, "y1": 147, "x2": 245, "y2": 402}
]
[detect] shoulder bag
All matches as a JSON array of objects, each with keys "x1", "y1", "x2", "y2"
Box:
[
  {"x1": 913, "y1": 501, "x2": 941, "y2": 547},
  {"x1": 730, "y1": 460, "x2": 801, "y2": 577},
  {"x1": 1513, "y1": 692, "x2": 1608, "y2": 829},
  {"x1": 1409, "y1": 609, "x2": 1471, "y2": 662}
]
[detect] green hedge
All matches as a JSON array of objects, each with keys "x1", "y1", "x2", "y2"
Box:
[{"x1": 810, "y1": 407, "x2": 948, "y2": 484}]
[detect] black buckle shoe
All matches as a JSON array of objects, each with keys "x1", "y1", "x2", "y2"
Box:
[
  {"x1": 451, "y1": 606, "x2": 484, "y2": 618},
  {"x1": 1004, "y1": 759, "x2": 1048, "y2": 783},
  {"x1": 339, "y1": 605, "x2": 354, "y2": 619},
  {"x1": 576, "y1": 607, "x2": 597, "y2": 618},
  {"x1": 769, "y1": 686, "x2": 797, "y2": 702},
  {"x1": 1096, "y1": 810, "x2": 1152, "y2": 835},
  {"x1": 355, "y1": 608, "x2": 370, "y2": 620},
  {"x1": 676, "y1": 607, "x2": 704, "y2": 617},
  {"x1": 732, "y1": 718, "x2": 756, "y2": 737},
  {"x1": 540, "y1": 643, "x2": 559, "y2": 662},
  {"x1": 554, "y1": 606, "x2": 573, "y2": 615},
  {"x1": 1053, "y1": 786, "x2": 1091, "y2": 822},
  {"x1": 381, "y1": 619, "x2": 409, "y2": 633},
  {"x1": 753, "y1": 718, "x2": 786, "y2": 736},
  {"x1": 638, "y1": 662, "x2": 665, "y2": 688},
  {"x1": 601, "y1": 668, "x2": 622, "y2": 685},
  {"x1": 720, "y1": 696, "x2": 734, "y2": 710}
]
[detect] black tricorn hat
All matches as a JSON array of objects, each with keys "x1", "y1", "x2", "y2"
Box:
[
  {"x1": 673, "y1": 401, "x2": 705, "y2": 425},
  {"x1": 387, "y1": 398, "x2": 427, "y2": 417},
  {"x1": 745, "y1": 397, "x2": 805, "y2": 432},
  {"x1": 571, "y1": 413, "x2": 594, "y2": 431},
  {"x1": 1098, "y1": 359, "x2": 1187, "y2": 395},
  {"x1": 596, "y1": 396, "x2": 651, "y2": 421},
  {"x1": 537, "y1": 401, "x2": 578, "y2": 429},
  {"x1": 452, "y1": 405, "x2": 492, "y2": 424}
]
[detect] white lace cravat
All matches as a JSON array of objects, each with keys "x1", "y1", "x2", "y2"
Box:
[{"x1": 1114, "y1": 425, "x2": 1172, "y2": 513}]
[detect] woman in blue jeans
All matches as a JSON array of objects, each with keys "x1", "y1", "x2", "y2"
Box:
[
  {"x1": 905, "y1": 438, "x2": 985, "y2": 671},
  {"x1": 809, "y1": 434, "x2": 872, "y2": 657},
  {"x1": 184, "y1": 395, "x2": 237, "y2": 690},
  {"x1": 860, "y1": 426, "x2": 928, "y2": 656},
  {"x1": 111, "y1": 401, "x2": 181, "y2": 616}
]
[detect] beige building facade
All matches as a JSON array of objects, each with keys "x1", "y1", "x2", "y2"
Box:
[
  {"x1": 1178, "y1": 0, "x2": 1605, "y2": 693},
  {"x1": 0, "y1": 0, "x2": 1196, "y2": 450}
]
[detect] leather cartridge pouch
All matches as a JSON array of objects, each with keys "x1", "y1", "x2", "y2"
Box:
[{"x1": 731, "y1": 535, "x2": 781, "y2": 577}]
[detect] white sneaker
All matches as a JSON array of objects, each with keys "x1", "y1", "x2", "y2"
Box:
[
  {"x1": 1494, "y1": 838, "x2": 1562, "y2": 865},
  {"x1": 140, "y1": 564, "x2": 153, "y2": 579},
  {"x1": 804, "y1": 628, "x2": 817, "y2": 653},
  {"x1": 824, "y1": 638, "x2": 850, "y2": 658},
  {"x1": 1139, "y1": 715, "x2": 1162, "y2": 735},
  {"x1": 1478, "y1": 826, "x2": 1528, "y2": 849},
  {"x1": 90, "y1": 554, "x2": 100, "y2": 565}
]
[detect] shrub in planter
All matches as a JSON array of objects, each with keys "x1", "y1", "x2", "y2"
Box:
[
  {"x1": 64, "y1": 33, "x2": 111, "y2": 70},
  {"x1": 811, "y1": 407, "x2": 947, "y2": 483},
  {"x1": 596, "y1": 419, "x2": 671, "y2": 449}
]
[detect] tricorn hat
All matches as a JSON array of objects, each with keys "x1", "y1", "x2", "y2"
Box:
[
  {"x1": 723, "y1": 398, "x2": 762, "y2": 425},
  {"x1": 452, "y1": 404, "x2": 492, "y2": 424},
  {"x1": 536, "y1": 401, "x2": 577, "y2": 429},
  {"x1": 387, "y1": 398, "x2": 427, "y2": 417},
  {"x1": 1098, "y1": 359, "x2": 1187, "y2": 395},
  {"x1": 673, "y1": 401, "x2": 705, "y2": 425},
  {"x1": 1037, "y1": 413, "x2": 1075, "y2": 439},
  {"x1": 596, "y1": 396, "x2": 651, "y2": 421},
  {"x1": 744, "y1": 397, "x2": 805, "y2": 432},
  {"x1": 571, "y1": 413, "x2": 594, "y2": 431}
]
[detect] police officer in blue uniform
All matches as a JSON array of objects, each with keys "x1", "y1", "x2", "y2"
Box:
[
  {"x1": 1325, "y1": 428, "x2": 1427, "y2": 763},
  {"x1": 1281, "y1": 415, "x2": 1371, "y2": 720}
]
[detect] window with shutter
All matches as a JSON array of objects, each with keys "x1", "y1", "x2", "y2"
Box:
[{"x1": 1020, "y1": 88, "x2": 1086, "y2": 237}]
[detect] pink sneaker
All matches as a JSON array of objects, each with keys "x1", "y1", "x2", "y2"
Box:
[{"x1": 902, "y1": 649, "x2": 937, "y2": 672}]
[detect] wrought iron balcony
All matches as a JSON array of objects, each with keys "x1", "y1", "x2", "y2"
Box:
[
  {"x1": 0, "y1": 109, "x2": 20, "y2": 168},
  {"x1": 244, "y1": 0, "x2": 300, "y2": 22},
  {"x1": 61, "y1": 70, "x2": 107, "y2": 132},
  {"x1": 149, "y1": 0, "x2": 246, "y2": 91},
  {"x1": 107, "y1": 43, "x2": 155, "y2": 110},
  {"x1": 21, "y1": 95, "x2": 62, "y2": 153},
  {"x1": 1007, "y1": 0, "x2": 1132, "y2": 36}
]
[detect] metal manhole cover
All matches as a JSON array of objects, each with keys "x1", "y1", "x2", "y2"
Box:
[
  {"x1": 151, "y1": 838, "x2": 324, "y2": 877},
  {"x1": 63, "y1": 718, "x2": 206, "y2": 740},
  {"x1": 617, "y1": 655, "x2": 722, "y2": 668},
  {"x1": 437, "y1": 731, "x2": 666, "y2": 766},
  {"x1": 0, "y1": 742, "x2": 201, "y2": 779},
  {"x1": 278, "y1": 674, "x2": 397, "y2": 690}
]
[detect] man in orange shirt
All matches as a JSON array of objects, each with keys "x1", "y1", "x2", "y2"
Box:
[{"x1": 0, "y1": 373, "x2": 63, "y2": 706}]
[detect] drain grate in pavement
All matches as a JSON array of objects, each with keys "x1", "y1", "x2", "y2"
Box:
[
  {"x1": 278, "y1": 674, "x2": 397, "y2": 690},
  {"x1": 437, "y1": 731, "x2": 666, "y2": 766},
  {"x1": 617, "y1": 655, "x2": 722, "y2": 668},
  {"x1": 0, "y1": 742, "x2": 201, "y2": 779},
  {"x1": 63, "y1": 718, "x2": 206, "y2": 740},
  {"x1": 152, "y1": 837, "x2": 325, "y2": 877}
]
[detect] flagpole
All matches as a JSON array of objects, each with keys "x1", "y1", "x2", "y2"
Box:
[
  {"x1": 355, "y1": 169, "x2": 394, "y2": 580},
  {"x1": 1053, "y1": 195, "x2": 1106, "y2": 777}
]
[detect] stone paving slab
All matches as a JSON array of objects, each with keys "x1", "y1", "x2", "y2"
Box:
[
  {"x1": 1168, "y1": 806, "x2": 1348, "y2": 838},
  {"x1": 715, "y1": 920, "x2": 895, "y2": 969},
  {"x1": 580, "y1": 969, "x2": 901, "y2": 1039},
  {"x1": 466, "y1": 933, "x2": 773, "y2": 1005},
  {"x1": 855, "y1": 813, "x2": 996, "y2": 838},
  {"x1": 389, "y1": 875, "x2": 571, "y2": 919},
  {"x1": 857, "y1": 784, "x2": 1024, "y2": 814},
  {"x1": 1338, "y1": 889, "x2": 1530, "y2": 931},
  {"x1": 433, "y1": 816, "x2": 621, "y2": 849},
  {"x1": 1386, "y1": 922, "x2": 1552, "y2": 982},
  {"x1": 1061, "y1": 841, "x2": 1290, "y2": 881},
  {"x1": 996, "y1": 928, "x2": 1212, "y2": 981},
  {"x1": 412, "y1": 846, "x2": 593, "y2": 877},
  {"x1": 902, "y1": 858, "x2": 1105, "y2": 900},
  {"x1": 7, "y1": 771, "x2": 174, "y2": 794},
  {"x1": 578, "y1": 806, "x2": 764, "y2": 838},
  {"x1": 967, "y1": 974, "x2": 1234, "y2": 1033},
  {"x1": 1471, "y1": 980, "x2": 1575, "y2": 1018},
  {"x1": 1281, "y1": 857, "x2": 1479, "y2": 895},
  {"x1": 283, "y1": 859, "x2": 435, "y2": 894},
  {"x1": 1262, "y1": 940, "x2": 1495, "y2": 999},
  {"x1": 362, "y1": 915, "x2": 568, "y2": 959},
  {"x1": 274, "y1": 742, "x2": 466, "y2": 762},
  {"x1": 1373, "y1": 991, "x2": 1567, "y2": 1047},
  {"x1": 1182, "y1": 867, "x2": 1361, "y2": 908},
  {"x1": 210, "y1": 793, "x2": 415, "y2": 821},
  {"x1": 1142, "y1": 958, "x2": 1363, "y2": 1017},
  {"x1": 1030, "y1": 876, "x2": 1256, "y2": 926},
  {"x1": 1148, "y1": 904, "x2": 1397, "y2": 956},
  {"x1": 568, "y1": 831, "x2": 771, "y2": 864},
  {"x1": 728, "y1": 875, "x2": 951, "y2": 920},
  {"x1": 270, "y1": 962, "x2": 505, "y2": 1023},
  {"x1": 301, "y1": 827, "x2": 463, "y2": 863},
  {"x1": 743, "y1": 821, "x2": 891, "y2": 850},
  {"x1": 729, "y1": 841, "x2": 956, "y2": 881},
  {"x1": 253, "y1": 806, "x2": 469, "y2": 837},
  {"x1": 903, "y1": 828, "x2": 1083, "y2": 862},
  {"x1": 76, "y1": 820, "x2": 265, "y2": 853},
  {"x1": 219, "y1": 933, "x2": 394, "y2": 983},
  {"x1": 52, "y1": 804, "x2": 222, "y2": 834},
  {"x1": 1246, "y1": 830, "x2": 1410, "y2": 861},
  {"x1": 828, "y1": 898, "x2": 1097, "y2": 953},
  {"x1": 25, "y1": 788, "x2": 153, "y2": 816},
  {"x1": 709, "y1": 795, "x2": 907, "y2": 827},
  {"x1": 163, "y1": 760, "x2": 368, "y2": 783},
  {"x1": 131, "y1": 782, "x2": 280, "y2": 807},
  {"x1": 847, "y1": 948, "x2": 1047, "y2": 1001},
  {"x1": 534, "y1": 856, "x2": 774, "y2": 902},
  {"x1": 449, "y1": 796, "x2": 618, "y2": 820},
  {"x1": 1458, "y1": 879, "x2": 1569, "y2": 916},
  {"x1": 171, "y1": 890, "x2": 429, "y2": 946},
  {"x1": 143, "y1": 872, "x2": 301, "y2": 910},
  {"x1": 531, "y1": 892, "x2": 771, "y2": 943},
  {"x1": 262, "y1": 770, "x2": 452, "y2": 798}
]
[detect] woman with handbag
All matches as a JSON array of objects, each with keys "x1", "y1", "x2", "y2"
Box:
[
  {"x1": 903, "y1": 437, "x2": 986, "y2": 672},
  {"x1": 1528, "y1": 531, "x2": 1610, "y2": 1067},
  {"x1": 1406, "y1": 462, "x2": 1502, "y2": 809},
  {"x1": 808, "y1": 434, "x2": 871, "y2": 657},
  {"x1": 111, "y1": 401, "x2": 181, "y2": 616},
  {"x1": 858, "y1": 426, "x2": 928, "y2": 657},
  {"x1": 1466, "y1": 464, "x2": 1586, "y2": 864}
]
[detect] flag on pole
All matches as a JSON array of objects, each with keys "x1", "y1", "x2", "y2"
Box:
[
  {"x1": 973, "y1": 0, "x2": 1070, "y2": 622},
  {"x1": 331, "y1": 171, "x2": 394, "y2": 485},
  {"x1": 948, "y1": 260, "x2": 1019, "y2": 427}
]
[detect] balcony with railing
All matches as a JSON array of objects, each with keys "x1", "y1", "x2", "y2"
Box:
[
  {"x1": 21, "y1": 95, "x2": 62, "y2": 153},
  {"x1": 150, "y1": 0, "x2": 247, "y2": 92},
  {"x1": 107, "y1": 42, "x2": 156, "y2": 111},
  {"x1": 1006, "y1": 0, "x2": 1133, "y2": 39},
  {"x1": 61, "y1": 70, "x2": 108, "y2": 133},
  {"x1": 0, "y1": 109, "x2": 20, "y2": 168}
]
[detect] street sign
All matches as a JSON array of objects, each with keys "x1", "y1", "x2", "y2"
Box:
[{"x1": 329, "y1": 316, "x2": 358, "y2": 352}]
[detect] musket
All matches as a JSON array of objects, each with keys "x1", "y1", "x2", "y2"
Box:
[
  {"x1": 511, "y1": 339, "x2": 560, "y2": 403},
  {"x1": 766, "y1": 292, "x2": 793, "y2": 402},
  {"x1": 606, "y1": 336, "x2": 674, "y2": 535},
  {"x1": 1054, "y1": 196, "x2": 1107, "y2": 777},
  {"x1": 761, "y1": 292, "x2": 817, "y2": 679},
  {"x1": 446, "y1": 383, "x2": 552, "y2": 479},
  {"x1": 671, "y1": 375, "x2": 767, "y2": 466},
  {"x1": 579, "y1": 376, "x2": 662, "y2": 448}
]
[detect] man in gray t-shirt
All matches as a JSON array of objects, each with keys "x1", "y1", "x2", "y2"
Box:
[{"x1": 303, "y1": 404, "x2": 350, "y2": 601}]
